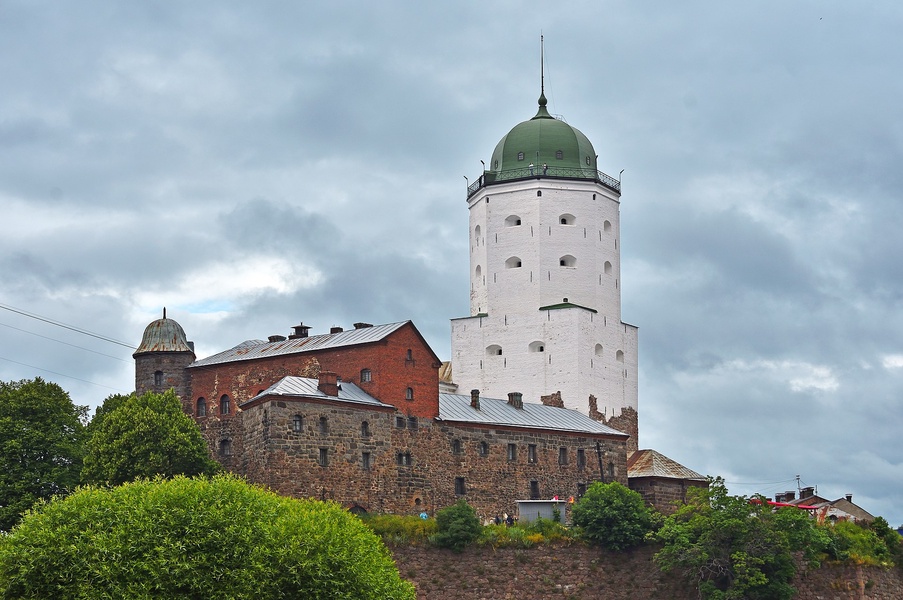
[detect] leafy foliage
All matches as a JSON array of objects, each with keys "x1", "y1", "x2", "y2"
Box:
[
  {"x1": 82, "y1": 390, "x2": 219, "y2": 485},
  {"x1": 571, "y1": 481, "x2": 658, "y2": 550},
  {"x1": 362, "y1": 513, "x2": 437, "y2": 544},
  {"x1": 824, "y1": 519, "x2": 894, "y2": 566},
  {"x1": 0, "y1": 475, "x2": 415, "y2": 599},
  {"x1": 0, "y1": 378, "x2": 87, "y2": 531},
  {"x1": 655, "y1": 477, "x2": 797, "y2": 600},
  {"x1": 431, "y1": 499, "x2": 482, "y2": 552}
]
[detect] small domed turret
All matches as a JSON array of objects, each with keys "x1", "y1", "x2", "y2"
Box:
[
  {"x1": 134, "y1": 311, "x2": 194, "y2": 356},
  {"x1": 133, "y1": 308, "x2": 195, "y2": 400}
]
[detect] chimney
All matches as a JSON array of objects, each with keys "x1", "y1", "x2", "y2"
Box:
[
  {"x1": 330, "y1": 326, "x2": 344, "y2": 334},
  {"x1": 288, "y1": 322, "x2": 311, "y2": 339},
  {"x1": 845, "y1": 494, "x2": 853, "y2": 502},
  {"x1": 470, "y1": 389, "x2": 480, "y2": 410},
  {"x1": 268, "y1": 335, "x2": 287, "y2": 343},
  {"x1": 507, "y1": 392, "x2": 523, "y2": 410},
  {"x1": 800, "y1": 486, "x2": 815, "y2": 499},
  {"x1": 784, "y1": 491, "x2": 796, "y2": 501},
  {"x1": 318, "y1": 371, "x2": 339, "y2": 397},
  {"x1": 353, "y1": 322, "x2": 373, "y2": 329},
  {"x1": 187, "y1": 341, "x2": 195, "y2": 352}
]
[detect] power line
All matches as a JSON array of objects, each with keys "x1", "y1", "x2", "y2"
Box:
[
  {"x1": 0, "y1": 321, "x2": 130, "y2": 362},
  {"x1": 0, "y1": 355, "x2": 130, "y2": 393},
  {"x1": 0, "y1": 302, "x2": 135, "y2": 348}
]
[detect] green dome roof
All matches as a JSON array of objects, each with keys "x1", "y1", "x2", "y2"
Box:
[{"x1": 489, "y1": 93, "x2": 598, "y2": 176}]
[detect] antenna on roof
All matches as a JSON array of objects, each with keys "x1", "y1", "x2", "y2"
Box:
[{"x1": 540, "y1": 33, "x2": 545, "y2": 96}]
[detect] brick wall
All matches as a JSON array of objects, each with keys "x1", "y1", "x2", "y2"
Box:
[{"x1": 629, "y1": 477, "x2": 709, "y2": 515}]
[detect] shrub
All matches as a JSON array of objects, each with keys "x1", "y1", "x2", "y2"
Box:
[
  {"x1": 362, "y1": 513, "x2": 437, "y2": 544},
  {"x1": 0, "y1": 475, "x2": 415, "y2": 599},
  {"x1": 827, "y1": 520, "x2": 893, "y2": 566},
  {"x1": 431, "y1": 499, "x2": 482, "y2": 552},
  {"x1": 571, "y1": 481, "x2": 657, "y2": 550}
]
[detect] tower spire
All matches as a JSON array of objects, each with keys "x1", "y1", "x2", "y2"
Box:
[{"x1": 540, "y1": 33, "x2": 545, "y2": 97}]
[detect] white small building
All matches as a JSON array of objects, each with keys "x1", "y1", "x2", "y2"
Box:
[{"x1": 450, "y1": 91, "x2": 639, "y2": 450}]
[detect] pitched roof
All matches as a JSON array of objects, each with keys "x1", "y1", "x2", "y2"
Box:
[
  {"x1": 242, "y1": 376, "x2": 393, "y2": 409},
  {"x1": 627, "y1": 449, "x2": 706, "y2": 481},
  {"x1": 190, "y1": 321, "x2": 412, "y2": 368},
  {"x1": 437, "y1": 393, "x2": 628, "y2": 437}
]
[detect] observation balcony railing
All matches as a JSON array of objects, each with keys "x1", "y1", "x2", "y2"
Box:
[{"x1": 466, "y1": 165, "x2": 621, "y2": 198}]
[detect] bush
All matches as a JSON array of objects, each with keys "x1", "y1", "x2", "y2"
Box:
[
  {"x1": 362, "y1": 513, "x2": 437, "y2": 544},
  {"x1": 431, "y1": 499, "x2": 482, "y2": 552},
  {"x1": 571, "y1": 481, "x2": 657, "y2": 550},
  {"x1": 827, "y1": 520, "x2": 893, "y2": 566},
  {"x1": 0, "y1": 475, "x2": 415, "y2": 599}
]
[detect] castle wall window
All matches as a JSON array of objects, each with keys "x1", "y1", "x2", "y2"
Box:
[
  {"x1": 396, "y1": 452, "x2": 412, "y2": 466},
  {"x1": 577, "y1": 448, "x2": 586, "y2": 471},
  {"x1": 407, "y1": 416, "x2": 418, "y2": 430},
  {"x1": 219, "y1": 439, "x2": 232, "y2": 456},
  {"x1": 196, "y1": 397, "x2": 206, "y2": 417},
  {"x1": 360, "y1": 368, "x2": 371, "y2": 383},
  {"x1": 361, "y1": 421, "x2": 370, "y2": 436},
  {"x1": 406, "y1": 348, "x2": 413, "y2": 361},
  {"x1": 455, "y1": 477, "x2": 466, "y2": 496},
  {"x1": 362, "y1": 452, "x2": 371, "y2": 470},
  {"x1": 528, "y1": 444, "x2": 537, "y2": 464},
  {"x1": 529, "y1": 341, "x2": 545, "y2": 353},
  {"x1": 452, "y1": 439, "x2": 462, "y2": 454},
  {"x1": 318, "y1": 416, "x2": 328, "y2": 434},
  {"x1": 505, "y1": 215, "x2": 522, "y2": 227},
  {"x1": 154, "y1": 370, "x2": 163, "y2": 387},
  {"x1": 487, "y1": 345, "x2": 503, "y2": 356},
  {"x1": 558, "y1": 447, "x2": 569, "y2": 465},
  {"x1": 616, "y1": 350, "x2": 624, "y2": 362},
  {"x1": 556, "y1": 150, "x2": 563, "y2": 160},
  {"x1": 604, "y1": 261, "x2": 612, "y2": 275},
  {"x1": 517, "y1": 152, "x2": 524, "y2": 161},
  {"x1": 292, "y1": 415, "x2": 303, "y2": 432},
  {"x1": 405, "y1": 387, "x2": 414, "y2": 401},
  {"x1": 507, "y1": 443, "x2": 517, "y2": 461},
  {"x1": 220, "y1": 395, "x2": 231, "y2": 415},
  {"x1": 577, "y1": 482, "x2": 587, "y2": 498},
  {"x1": 608, "y1": 462, "x2": 615, "y2": 479},
  {"x1": 560, "y1": 255, "x2": 576, "y2": 267},
  {"x1": 505, "y1": 256, "x2": 522, "y2": 269},
  {"x1": 478, "y1": 441, "x2": 489, "y2": 457},
  {"x1": 559, "y1": 213, "x2": 575, "y2": 225},
  {"x1": 395, "y1": 416, "x2": 405, "y2": 428},
  {"x1": 530, "y1": 480, "x2": 540, "y2": 499},
  {"x1": 318, "y1": 448, "x2": 328, "y2": 467}
]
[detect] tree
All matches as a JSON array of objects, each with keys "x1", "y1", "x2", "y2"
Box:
[
  {"x1": 82, "y1": 389, "x2": 218, "y2": 485},
  {"x1": 0, "y1": 378, "x2": 87, "y2": 531},
  {"x1": 571, "y1": 481, "x2": 658, "y2": 550},
  {"x1": 0, "y1": 475, "x2": 415, "y2": 599},
  {"x1": 432, "y1": 499, "x2": 482, "y2": 552},
  {"x1": 655, "y1": 477, "x2": 796, "y2": 600}
]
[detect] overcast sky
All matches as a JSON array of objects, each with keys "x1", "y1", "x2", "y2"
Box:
[{"x1": 2, "y1": 1, "x2": 902, "y2": 524}]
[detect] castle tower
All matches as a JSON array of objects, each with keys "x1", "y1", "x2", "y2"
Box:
[
  {"x1": 133, "y1": 309, "x2": 195, "y2": 402},
  {"x1": 450, "y1": 91, "x2": 639, "y2": 451}
]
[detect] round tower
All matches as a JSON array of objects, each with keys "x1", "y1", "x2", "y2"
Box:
[
  {"x1": 133, "y1": 309, "x2": 195, "y2": 402},
  {"x1": 451, "y1": 92, "x2": 639, "y2": 451}
]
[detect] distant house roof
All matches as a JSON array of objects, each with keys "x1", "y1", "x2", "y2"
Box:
[
  {"x1": 437, "y1": 393, "x2": 628, "y2": 437},
  {"x1": 190, "y1": 321, "x2": 432, "y2": 368},
  {"x1": 627, "y1": 449, "x2": 706, "y2": 481},
  {"x1": 241, "y1": 376, "x2": 394, "y2": 409}
]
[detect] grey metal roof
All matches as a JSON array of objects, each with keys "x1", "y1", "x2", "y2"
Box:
[
  {"x1": 438, "y1": 393, "x2": 628, "y2": 437},
  {"x1": 190, "y1": 322, "x2": 409, "y2": 368},
  {"x1": 243, "y1": 376, "x2": 394, "y2": 409},
  {"x1": 627, "y1": 449, "x2": 706, "y2": 481}
]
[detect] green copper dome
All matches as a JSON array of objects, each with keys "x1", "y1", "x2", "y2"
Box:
[{"x1": 489, "y1": 92, "x2": 598, "y2": 176}]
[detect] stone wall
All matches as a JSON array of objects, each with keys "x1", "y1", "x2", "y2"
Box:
[
  {"x1": 391, "y1": 544, "x2": 903, "y2": 600},
  {"x1": 628, "y1": 476, "x2": 708, "y2": 515}
]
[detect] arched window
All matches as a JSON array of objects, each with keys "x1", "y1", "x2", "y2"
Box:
[
  {"x1": 604, "y1": 261, "x2": 612, "y2": 275},
  {"x1": 594, "y1": 344, "x2": 604, "y2": 357},
  {"x1": 154, "y1": 370, "x2": 163, "y2": 387},
  {"x1": 406, "y1": 349, "x2": 413, "y2": 361},
  {"x1": 559, "y1": 213, "x2": 575, "y2": 226},
  {"x1": 478, "y1": 441, "x2": 489, "y2": 457},
  {"x1": 559, "y1": 255, "x2": 576, "y2": 267},
  {"x1": 318, "y1": 416, "x2": 328, "y2": 434},
  {"x1": 529, "y1": 341, "x2": 545, "y2": 353},
  {"x1": 219, "y1": 439, "x2": 232, "y2": 456},
  {"x1": 405, "y1": 387, "x2": 414, "y2": 401},
  {"x1": 505, "y1": 256, "x2": 523, "y2": 269},
  {"x1": 360, "y1": 368, "x2": 372, "y2": 383},
  {"x1": 196, "y1": 397, "x2": 206, "y2": 417},
  {"x1": 486, "y1": 344, "x2": 502, "y2": 356},
  {"x1": 361, "y1": 421, "x2": 370, "y2": 436},
  {"x1": 220, "y1": 395, "x2": 230, "y2": 415},
  {"x1": 452, "y1": 439, "x2": 462, "y2": 454},
  {"x1": 603, "y1": 220, "x2": 612, "y2": 232},
  {"x1": 474, "y1": 225, "x2": 481, "y2": 242},
  {"x1": 475, "y1": 265, "x2": 482, "y2": 281},
  {"x1": 505, "y1": 215, "x2": 522, "y2": 227},
  {"x1": 292, "y1": 415, "x2": 303, "y2": 432},
  {"x1": 616, "y1": 350, "x2": 625, "y2": 362}
]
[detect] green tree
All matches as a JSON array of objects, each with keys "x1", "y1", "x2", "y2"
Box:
[
  {"x1": 571, "y1": 481, "x2": 658, "y2": 550},
  {"x1": 82, "y1": 389, "x2": 218, "y2": 485},
  {"x1": 0, "y1": 378, "x2": 87, "y2": 531},
  {"x1": 655, "y1": 477, "x2": 796, "y2": 600},
  {"x1": 0, "y1": 475, "x2": 415, "y2": 599},
  {"x1": 432, "y1": 499, "x2": 482, "y2": 552}
]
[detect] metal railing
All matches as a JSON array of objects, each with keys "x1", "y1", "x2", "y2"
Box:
[{"x1": 466, "y1": 165, "x2": 621, "y2": 198}]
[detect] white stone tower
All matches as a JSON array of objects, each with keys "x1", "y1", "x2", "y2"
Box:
[{"x1": 450, "y1": 90, "x2": 639, "y2": 450}]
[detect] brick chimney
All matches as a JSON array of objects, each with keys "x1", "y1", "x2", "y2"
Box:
[
  {"x1": 288, "y1": 323, "x2": 311, "y2": 339},
  {"x1": 330, "y1": 326, "x2": 343, "y2": 334},
  {"x1": 318, "y1": 371, "x2": 338, "y2": 396},
  {"x1": 507, "y1": 392, "x2": 523, "y2": 410},
  {"x1": 800, "y1": 486, "x2": 815, "y2": 499},
  {"x1": 845, "y1": 493, "x2": 853, "y2": 502},
  {"x1": 470, "y1": 389, "x2": 480, "y2": 410},
  {"x1": 783, "y1": 490, "x2": 796, "y2": 501}
]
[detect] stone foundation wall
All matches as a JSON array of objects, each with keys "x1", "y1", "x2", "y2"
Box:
[{"x1": 390, "y1": 544, "x2": 903, "y2": 600}]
